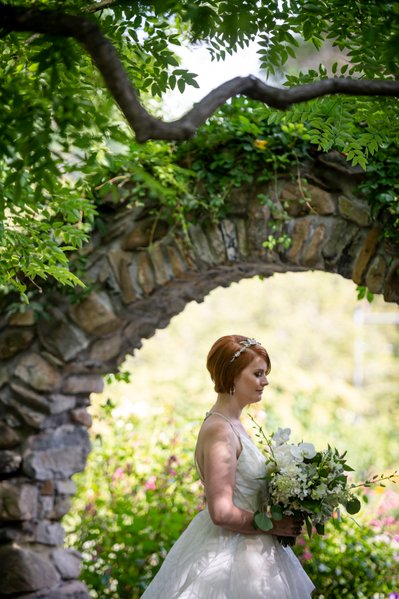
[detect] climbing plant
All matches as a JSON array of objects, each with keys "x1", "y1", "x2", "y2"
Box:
[
  {"x1": 81, "y1": 96, "x2": 399, "y2": 252},
  {"x1": 1, "y1": 0, "x2": 398, "y2": 299}
]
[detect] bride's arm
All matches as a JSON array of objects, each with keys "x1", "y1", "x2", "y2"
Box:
[{"x1": 201, "y1": 421, "x2": 301, "y2": 537}]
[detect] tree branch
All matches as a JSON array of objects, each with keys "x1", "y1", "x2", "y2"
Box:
[
  {"x1": 1, "y1": 4, "x2": 399, "y2": 143},
  {"x1": 83, "y1": 0, "x2": 121, "y2": 14}
]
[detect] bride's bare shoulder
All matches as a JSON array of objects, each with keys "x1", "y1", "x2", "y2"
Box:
[
  {"x1": 196, "y1": 416, "x2": 240, "y2": 461},
  {"x1": 198, "y1": 415, "x2": 232, "y2": 440}
]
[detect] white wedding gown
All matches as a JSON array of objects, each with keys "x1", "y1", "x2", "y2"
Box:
[{"x1": 141, "y1": 415, "x2": 315, "y2": 598}]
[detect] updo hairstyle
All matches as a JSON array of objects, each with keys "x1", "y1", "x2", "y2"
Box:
[{"x1": 206, "y1": 334, "x2": 271, "y2": 394}]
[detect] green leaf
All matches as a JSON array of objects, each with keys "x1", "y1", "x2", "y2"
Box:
[
  {"x1": 345, "y1": 497, "x2": 361, "y2": 515},
  {"x1": 254, "y1": 512, "x2": 273, "y2": 531},
  {"x1": 303, "y1": 20, "x2": 313, "y2": 40},
  {"x1": 271, "y1": 505, "x2": 283, "y2": 521},
  {"x1": 169, "y1": 74, "x2": 176, "y2": 90},
  {"x1": 167, "y1": 55, "x2": 180, "y2": 67},
  {"x1": 177, "y1": 78, "x2": 186, "y2": 93},
  {"x1": 305, "y1": 515, "x2": 313, "y2": 538}
]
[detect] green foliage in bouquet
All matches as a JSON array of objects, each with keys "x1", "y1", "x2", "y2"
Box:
[
  {"x1": 250, "y1": 417, "x2": 397, "y2": 546},
  {"x1": 64, "y1": 404, "x2": 202, "y2": 599}
]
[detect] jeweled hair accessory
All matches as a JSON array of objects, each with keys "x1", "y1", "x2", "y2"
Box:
[{"x1": 229, "y1": 338, "x2": 261, "y2": 363}]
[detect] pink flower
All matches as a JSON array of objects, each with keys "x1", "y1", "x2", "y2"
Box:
[
  {"x1": 297, "y1": 538, "x2": 306, "y2": 546},
  {"x1": 303, "y1": 550, "x2": 312, "y2": 561},
  {"x1": 144, "y1": 475, "x2": 156, "y2": 491},
  {"x1": 370, "y1": 514, "x2": 398, "y2": 532},
  {"x1": 112, "y1": 467, "x2": 124, "y2": 481},
  {"x1": 378, "y1": 490, "x2": 399, "y2": 514},
  {"x1": 370, "y1": 519, "x2": 380, "y2": 528}
]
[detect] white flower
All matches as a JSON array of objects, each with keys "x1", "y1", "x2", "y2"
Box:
[
  {"x1": 273, "y1": 428, "x2": 291, "y2": 446},
  {"x1": 298, "y1": 442, "x2": 317, "y2": 459},
  {"x1": 272, "y1": 473, "x2": 297, "y2": 503},
  {"x1": 254, "y1": 424, "x2": 364, "y2": 540},
  {"x1": 289, "y1": 445, "x2": 304, "y2": 462},
  {"x1": 282, "y1": 462, "x2": 301, "y2": 476},
  {"x1": 274, "y1": 444, "x2": 296, "y2": 468},
  {"x1": 311, "y1": 483, "x2": 327, "y2": 499}
]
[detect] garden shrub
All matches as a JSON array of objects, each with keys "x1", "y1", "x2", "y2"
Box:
[
  {"x1": 64, "y1": 406, "x2": 202, "y2": 598},
  {"x1": 294, "y1": 493, "x2": 399, "y2": 598}
]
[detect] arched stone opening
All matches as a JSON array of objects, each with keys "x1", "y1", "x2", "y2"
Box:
[{"x1": 0, "y1": 154, "x2": 398, "y2": 597}]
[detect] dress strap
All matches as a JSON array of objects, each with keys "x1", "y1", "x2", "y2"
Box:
[
  {"x1": 204, "y1": 411, "x2": 241, "y2": 440},
  {"x1": 195, "y1": 412, "x2": 243, "y2": 482}
]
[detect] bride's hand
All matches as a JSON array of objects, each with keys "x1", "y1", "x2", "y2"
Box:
[{"x1": 270, "y1": 516, "x2": 304, "y2": 537}]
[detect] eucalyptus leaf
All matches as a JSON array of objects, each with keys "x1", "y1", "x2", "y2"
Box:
[
  {"x1": 254, "y1": 512, "x2": 273, "y2": 532},
  {"x1": 345, "y1": 497, "x2": 361, "y2": 515}
]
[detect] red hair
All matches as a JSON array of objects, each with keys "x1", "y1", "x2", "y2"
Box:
[{"x1": 206, "y1": 335, "x2": 271, "y2": 394}]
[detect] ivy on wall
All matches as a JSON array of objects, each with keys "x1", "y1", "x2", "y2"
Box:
[
  {"x1": 1, "y1": 94, "x2": 398, "y2": 302},
  {"x1": 92, "y1": 97, "x2": 399, "y2": 245}
]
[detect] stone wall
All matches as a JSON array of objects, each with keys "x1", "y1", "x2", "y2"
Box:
[{"x1": 0, "y1": 154, "x2": 398, "y2": 597}]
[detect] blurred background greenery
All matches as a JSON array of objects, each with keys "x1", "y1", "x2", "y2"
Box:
[
  {"x1": 98, "y1": 270, "x2": 398, "y2": 470},
  {"x1": 65, "y1": 271, "x2": 399, "y2": 598}
]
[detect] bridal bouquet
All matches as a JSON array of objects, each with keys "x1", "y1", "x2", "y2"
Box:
[{"x1": 250, "y1": 420, "x2": 396, "y2": 546}]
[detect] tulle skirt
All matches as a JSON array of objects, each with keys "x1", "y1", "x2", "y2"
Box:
[{"x1": 140, "y1": 510, "x2": 314, "y2": 598}]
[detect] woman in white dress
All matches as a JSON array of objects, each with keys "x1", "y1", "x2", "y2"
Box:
[{"x1": 141, "y1": 335, "x2": 315, "y2": 598}]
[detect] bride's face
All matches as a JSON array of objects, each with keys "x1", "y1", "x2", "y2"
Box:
[{"x1": 233, "y1": 355, "x2": 269, "y2": 405}]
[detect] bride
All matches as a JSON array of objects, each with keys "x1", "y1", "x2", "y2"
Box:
[{"x1": 141, "y1": 335, "x2": 315, "y2": 598}]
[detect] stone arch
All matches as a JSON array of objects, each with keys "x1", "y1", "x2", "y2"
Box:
[{"x1": 0, "y1": 154, "x2": 398, "y2": 597}]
